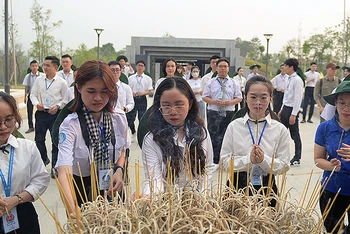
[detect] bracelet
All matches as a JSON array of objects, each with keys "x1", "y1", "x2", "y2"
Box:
[
  {"x1": 15, "y1": 194, "x2": 24, "y2": 205},
  {"x1": 114, "y1": 165, "x2": 124, "y2": 175}
]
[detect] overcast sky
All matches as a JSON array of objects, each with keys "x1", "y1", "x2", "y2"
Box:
[{"x1": 1, "y1": 0, "x2": 349, "y2": 56}]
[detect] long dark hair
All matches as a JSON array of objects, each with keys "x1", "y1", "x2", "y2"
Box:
[
  {"x1": 161, "y1": 58, "x2": 177, "y2": 78},
  {"x1": 244, "y1": 75, "x2": 279, "y2": 121},
  {"x1": 69, "y1": 60, "x2": 117, "y2": 112},
  {"x1": 147, "y1": 77, "x2": 207, "y2": 177}
]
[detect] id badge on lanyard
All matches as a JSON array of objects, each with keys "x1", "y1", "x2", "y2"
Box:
[
  {"x1": 0, "y1": 147, "x2": 20, "y2": 232},
  {"x1": 98, "y1": 162, "x2": 113, "y2": 191}
]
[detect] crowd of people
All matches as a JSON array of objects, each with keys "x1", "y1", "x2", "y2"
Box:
[{"x1": 0, "y1": 52, "x2": 349, "y2": 233}]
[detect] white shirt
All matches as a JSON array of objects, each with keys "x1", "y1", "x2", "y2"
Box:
[
  {"x1": 202, "y1": 76, "x2": 242, "y2": 111},
  {"x1": 128, "y1": 73, "x2": 153, "y2": 93},
  {"x1": 116, "y1": 80, "x2": 134, "y2": 113},
  {"x1": 220, "y1": 113, "x2": 290, "y2": 175},
  {"x1": 141, "y1": 129, "x2": 215, "y2": 195},
  {"x1": 304, "y1": 70, "x2": 320, "y2": 87},
  {"x1": 282, "y1": 72, "x2": 304, "y2": 116},
  {"x1": 56, "y1": 110, "x2": 130, "y2": 177},
  {"x1": 30, "y1": 74, "x2": 68, "y2": 109},
  {"x1": 247, "y1": 73, "x2": 259, "y2": 81},
  {"x1": 233, "y1": 75, "x2": 247, "y2": 92},
  {"x1": 200, "y1": 71, "x2": 214, "y2": 91},
  {"x1": 320, "y1": 88, "x2": 337, "y2": 121},
  {"x1": 57, "y1": 70, "x2": 75, "y2": 87},
  {"x1": 187, "y1": 78, "x2": 202, "y2": 102},
  {"x1": 22, "y1": 71, "x2": 44, "y2": 93},
  {"x1": 0, "y1": 135, "x2": 49, "y2": 200},
  {"x1": 123, "y1": 66, "x2": 134, "y2": 77},
  {"x1": 64, "y1": 86, "x2": 75, "y2": 104},
  {"x1": 271, "y1": 74, "x2": 288, "y2": 90},
  {"x1": 154, "y1": 77, "x2": 166, "y2": 93}
]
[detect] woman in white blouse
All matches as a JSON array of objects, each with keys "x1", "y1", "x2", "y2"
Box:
[
  {"x1": 141, "y1": 77, "x2": 214, "y2": 196},
  {"x1": 220, "y1": 76, "x2": 290, "y2": 206},
  {"x1": 56, "y1": 60, "x2": 129, "y2": 214},
  {"x1": 0, "y1": 92, "x2": 49, "y2": 233},
  {"x1": 187, "y1": 66, "x2": 205, "y2": 119},
  {"x1": 154, "y1": 58, "x2": 177, "y2": 92}
]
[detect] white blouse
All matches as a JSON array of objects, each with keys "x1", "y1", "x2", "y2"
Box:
[
  {"x1": 56, "y1": 110, "x2": 130, "y2": 177},
  {"x1": 0, "y1": 135, "x2": 49, "y2": 200},
  {"x1": 220, "y1": 113, "x2": 290, "y2": 175},
  {"x1": 142, "y1": 128, "x2": 215, "y2": 195}
]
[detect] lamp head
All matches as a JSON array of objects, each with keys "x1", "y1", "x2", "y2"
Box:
[
  {"x1": 263, "y1": 34, "x2": 273, "y2": 40},
  {"x1": 94, "y1": 28, "x2": 104, "y2": 35}
]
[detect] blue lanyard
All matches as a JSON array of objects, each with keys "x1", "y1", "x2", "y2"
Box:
[
  {"x1": 247, "y1": 121, "x2": 267, "y2": 145},
  {"x1": 45, "y1": 79, "x2": 55, "y2": 91},
  {"x1": 216, "y1": 78, "x2": 227, "y2": 89},
  {"x1": 0, "y1": 146, "x2": 15, "y2": 197},
  {"x1": 98, "y1": 125, "x2": 108, "y2": 160},
  {"x1": 136, "y1": 76, "x2": 143, "y2": 85}
]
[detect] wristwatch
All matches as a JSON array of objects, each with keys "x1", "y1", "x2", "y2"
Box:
[
  {"x1": 15, "y1": 194, "x2": 24, "y2": 204},
  {"x1": 123, "y1": 107, "x2": 127, "y2": 112}
]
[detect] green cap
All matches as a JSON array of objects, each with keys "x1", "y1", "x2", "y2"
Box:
[
  {"x1": 116, "y1": 55, "x2": 128, "y2": 62},
  {"x1": 249, "y1": 64, "x2": 261, "y2": 70},
  {"x1": 342, "y1": 66, "x2": 350, "y2": 71},
  {"x1": 323, "y1": 81, "x2": 350, "y2": 105}
]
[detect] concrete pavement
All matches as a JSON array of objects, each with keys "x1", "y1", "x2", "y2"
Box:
[{"x1": 16, "y1": 95, "x2": 324, "y2": 233}]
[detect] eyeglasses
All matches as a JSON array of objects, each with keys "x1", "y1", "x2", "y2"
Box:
[
  {"x1": 159, "y1": 105, "x2": 187, "y2": 115},
  {"x1": 111, "y1": 68, "x2": 121, "y2": 73},
  {"x1": 336, "y1": 101, "x2": 350, "y2": 110},
  {"x1": 247, "y1": 95, "x2": 270, "y2": 104},
  {"x1": 218, "y1": 65, "x2": 229, "y2": 69},
  {"x1": 0, "y1": 117, "x2": 16, "y2": 128}
]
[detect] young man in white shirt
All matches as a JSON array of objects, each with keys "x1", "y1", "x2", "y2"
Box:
[
  {"x1": 127, "y1": 60, "x2": 153, "y2": 142},
  {"x1": 117, "y1": 55, "x2": 135, "y2": 77},
  {"x1": 22, "y1": 60, "x2": 44, "y2": 133},
  {"x1": 202, "y1": 58, "x2": 242, "y2": 164},
  {"x1": 278, "y1": 58, "x2": 304, "y2": 166},
  {"x1": 247, "y1": 64, "x2": 261, "y2": 80},
  {"x1": 108, "y1": 61, "x2": 134, "y2": 113},
  {"x1": 271, "y1": 64, "x2": 288, "y2": 113},
  {"x1": 201, "y1": 55, "x2": 220, "y2": 91},
  {"x1": 57, "y1": 54, "x2": 75, "y2": 87},
  {"x1": 30, "y1": 56, "x2": 68, "y2": 175}
]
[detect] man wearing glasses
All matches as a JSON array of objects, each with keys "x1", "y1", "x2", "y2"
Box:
[
  {"x1": 202, "y1": 59, "x2": 242, "y2": 164},
  {"x1": 127, "y1": 60, "x2": 153, "y2": 143},
  {"x1": 314, "y1": 62, "x2": 342, "y2": 123}
]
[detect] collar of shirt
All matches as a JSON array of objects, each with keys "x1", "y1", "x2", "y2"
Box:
[
  {"x1": 136, "y1": 73, "x2": 144, "y2": 78},
  {"x1": 31, "y1": 72, "x2": 40, "y2": 76},
  {"x1": 215, "y1": 76, "x2": 229, "y2": 80},
  {"x1": 0, "y1": 135, "x2": 19, "y2": 150},
  {"x1": 243, "y1": 112, "x2": 272, "y2": 126},
  {"x1": 325, "y1": 76, "x2": 336, "y2": 81},
  {"x1": 61, "y1": 70, "x2": 73, "y2": 75},
  {"x1": 289, "y1": 72, "x2": 297, "y2": 79},
  {"x1": 172, "y1": 127, "x2": 189, "y2": 147},
  {"x1": 116, "y1": 80, "x2": 121, "y2": 87}
]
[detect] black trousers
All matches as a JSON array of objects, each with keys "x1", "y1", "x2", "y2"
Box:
[
  {"x1": 26, "y1": 95, "x2": 34, "y2": 129},
  {"x1": 319, "y1": 189, "x2": 350, "y2": 233},
  {"x1": 73, "y1": 174, "x2": 124, "y2": 207},
  {"x1": 0, "y1": 202, "x2": 40, "y2": 234},
  {"x1": 207, "y1": 110, "x2": 235, "y2": 164},
  {"x1": 34, "y1": 110, "x2": 59, "y2": 167},
  {"x1": 227, "y1": 172, "x2": 278, "y2": 207},
  {"x1": 127, "y1": 96, "x2": 147, "y2": 134},
  {"x1": 273, "y1": 90, "x2": 284, "y2": 114},
  {"x1": 302, "y1": 87, "x2": 315, "y2": 121},
  {"x1": 280, "y1": 106, "x2": 302, "y2": 160}
]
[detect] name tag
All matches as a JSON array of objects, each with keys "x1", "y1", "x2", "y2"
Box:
[
  {"x1": 217, "y1": 91, "x2": 223, "y2": 100},
  {"x1": 2, "y1": 207, "x2": 19, "y2": 233},
  {"x1": 250, "y1": 166, "x2": 262, "y2": 186},
  {"x1": 44, "y1": 94, "x2": 51, "y2": 107},
  {"x1": 99, "y1": 169, "x2": 112, "y2": 191}
]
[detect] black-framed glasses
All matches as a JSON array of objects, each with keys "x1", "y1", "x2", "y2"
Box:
[
  {"x1": 111, "y1": 68, "x2": 121, "y2": 73},
  {"x1": 159, "y1": 105, "x2": 187, "y2": 115},
  {"x1": 0, "y1": 117, "x2": 16, "y2": 128},
  {"x1": 336, "y1": 101, "x2": 350, "y2": 110}
]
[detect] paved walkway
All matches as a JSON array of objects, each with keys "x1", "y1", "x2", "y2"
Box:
[{"x1": 17, "y1": 96, "x2": 324, "y2": 233}]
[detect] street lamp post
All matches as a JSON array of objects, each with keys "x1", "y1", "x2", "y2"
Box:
[
  {"x1": 263, "y1": 34, "x2": 273, "y2": 78},
  {"x1": 94, "y1": 28, "x2": 104, "y2": 60}
]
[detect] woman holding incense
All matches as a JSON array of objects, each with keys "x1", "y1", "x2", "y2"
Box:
[
  {"x1": 314, "y1": 81, "x2": 350, "y2": 233},
  {"x1": 141, "y1": 77, "x2": 215, "y2": 195},
  {"x1": 56, "y1": 60, "x2": 129, "y2": 213},
  {"x1": 220, "y1": 76, "x2": 290, "y2": 205},
  {"x1": 0, "y1": 92, "x2": 49, "y2": 234}
]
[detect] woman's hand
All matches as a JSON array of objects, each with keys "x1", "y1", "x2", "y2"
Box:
[
  {"x1": 329, "y1": 158, "x2": 341, "y2": 172},
  {"x1": 250, "y1": 144, "x2": 264, "y2": 164},
  {"x1": 107, "y1": 169, "x2": 123, "y2": 195},
  {"x1": 131, "y1": 192, "x2": 150, "y2": 201},
  {"x1": 0, "y1": 197, "x2": 17, "y2": 217},
  {"x1": 337, "y1": 143, "x2": 350, "y2": 162}
]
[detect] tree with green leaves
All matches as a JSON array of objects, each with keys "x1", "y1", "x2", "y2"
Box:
[{"x1": 29, "y1": 0, "x2": 62, "y2": 62}]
